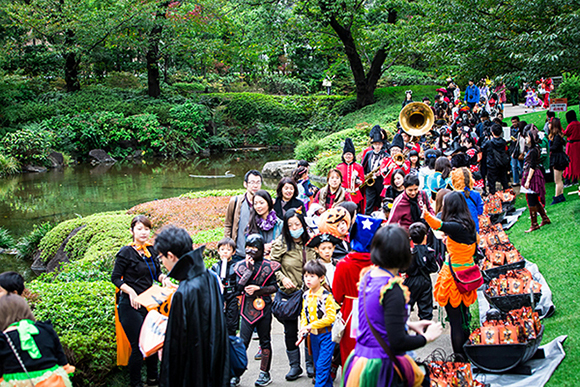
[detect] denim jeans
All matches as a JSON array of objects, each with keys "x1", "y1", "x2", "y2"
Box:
[{"x1": 510, "y1": 157, "x2": 524, "y2": 184}]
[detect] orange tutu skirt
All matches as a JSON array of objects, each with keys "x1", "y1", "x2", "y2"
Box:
[{"x1": 434, "y1": 265, "x2": 477, "y2": 308}]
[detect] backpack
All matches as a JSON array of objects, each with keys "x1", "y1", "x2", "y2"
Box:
[{"x1": 229, "y1": 335, "x2": 248, "y2": 377}]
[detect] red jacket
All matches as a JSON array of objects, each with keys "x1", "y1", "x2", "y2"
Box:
[
  {"x1": 387, "y1": 190, "x2": 433, "y2": 229},
  {"x1": 336, "y1": 162, "x2": 365, "y2": 206},
  {"x1": 332, "y1": 251, "x2": 372, "y2": 365},
  {"x1": 564, "y1": 121, "x2": 580, "y2": 179}
]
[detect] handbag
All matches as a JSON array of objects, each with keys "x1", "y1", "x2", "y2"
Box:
[
  {"x1": 272, "y1": 289, "x2": 303, "y2": 321},
  {"x1": 331, "y1": 309, "x2": 354, "y2": 343},
  {"x1": 3, "y1": 332, "x2": 67, "y2": 387},
  {"x1": 362, "y1": 280, "x2": 425, "y2": 387},
  {"x1": 447, "y1": 255, "x2": 483, "y2": 294}
]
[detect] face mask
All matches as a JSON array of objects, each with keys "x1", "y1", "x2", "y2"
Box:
[{"x1": 289, "y1": 227, "x2": 304, "y2": 239}]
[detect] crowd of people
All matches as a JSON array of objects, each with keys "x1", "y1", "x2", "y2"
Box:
[{"x1": 1, "y1": 83, "x2": 579, "y2": 387}]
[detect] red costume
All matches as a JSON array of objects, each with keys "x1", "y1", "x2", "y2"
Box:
[
  {"x1": 564, "y1": 121, "x2": 580, "y2": 180},
  {"x1": 387, "y1": 190, "x2": 433, "y2": 229},
  {"x1": 332, "y1": 251, "x2": 372, "y2": 365},
  {"x1": 336, "y1": 162, "x2": 365, "y2": 209}
]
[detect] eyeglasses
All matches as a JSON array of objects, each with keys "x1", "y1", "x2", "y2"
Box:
[{"x1": 247, "y1": 180, "x2": 261, "y2": 186}]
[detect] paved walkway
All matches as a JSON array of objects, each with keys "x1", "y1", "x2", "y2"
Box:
[
  {"x1": 502, "y1": 104, "x2": 548, "y2": 119},
  {"x1": 239, "y1": 273, "x2": 453, "y2": 386}
]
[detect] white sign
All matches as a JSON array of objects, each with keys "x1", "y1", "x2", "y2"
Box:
[
  {"x1": 550, "y1": 98, "x2": 568, "y2": 112},
  {"x1": 322, "y1": 79, "x2": 332, "y2": 87}
]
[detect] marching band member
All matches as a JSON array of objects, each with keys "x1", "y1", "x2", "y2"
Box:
[{"x1": 336, "y1": 138, "x2": 365, "y2": 212}]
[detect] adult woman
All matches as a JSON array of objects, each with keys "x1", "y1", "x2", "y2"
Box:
[
  {"x1": 247, "y1": 190, "x2": 284, "y2": 255},
  {"x1": 270, "y1": 209, "x2": 317, "y2": 381},
  {"x1": 111, "y1": 215, "x2": 165, "y2": 387},
  {"x1": 314, "y1": 169, "x2": 352, "y2": 210},
  {"x1": 563, "y1": 110, "x2": 580, "y2": 187},
  {"x1": 274, "y1": 177, "x2": 305, "y2": 219},
  {"x1": 549, "y1": 118, "x2": 569, "y2": 204},
  {"x1": 408, "y1": 150, "x2": 421, "y2": 174},
  {"x1": 426, "y1": 156, "x2": 453, "y2": 199},
  {"x1": 336, "y1": 138, "x2": 365, "y2": 211},
  {"x1": 522, "y1": 127, "x2": 550, "y2": 232},
  {"x1": 435, "y1": 128, "x2": 452, "y2": 152},
  {"x1": 451, "y1": 168, "x2": 484, "y2": 233},
  {"x1": 383, "y1": 169, "x2": 406, "y2": 208},
  {"x1": 0, "y1": 295, "x2": 74, "y2": 387},
  {"x1": 422, "y1": 192, "x2": 478, "y2": 357},
  {"x1": 341, "y1": 225, "x2": 442, "y2": 387},
  {"x1": 418, "y1": 149, "x2": 438, "y2": 190}
]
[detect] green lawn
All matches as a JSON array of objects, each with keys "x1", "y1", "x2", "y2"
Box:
[
  {"x1": 503, "y1": 105, "x2": 580, "y2": 129},
  {"x1": 507, "y1": 182, "x2": 580, "y2": 386}
]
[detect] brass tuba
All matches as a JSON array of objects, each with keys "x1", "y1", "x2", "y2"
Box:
[{"x1": 399, "y1": 102, "x2": 435, "y2": 137}]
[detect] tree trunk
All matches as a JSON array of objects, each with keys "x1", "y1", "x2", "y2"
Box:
[
  {"x1": 64, "y1": 51, "x2": 81, "y2": 92},
  {"x1": 146, "y1": 24, "x2": 162, "y2": 98}
]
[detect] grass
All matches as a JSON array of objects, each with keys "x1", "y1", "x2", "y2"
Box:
[
  {"x1": 503, "y1": 105, "x2": 580, "y2": 129},
  {"x1": 507, "y1": 182, "x2": 580, "y2": 386}
]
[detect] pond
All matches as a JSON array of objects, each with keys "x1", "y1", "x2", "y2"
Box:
[{"x1": 0, "y1": 150, "x2": 293, "y2": 278}]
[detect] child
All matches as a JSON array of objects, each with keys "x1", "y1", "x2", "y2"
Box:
[
  {"x1": 298, "y1": 260, "x2": 337, "y2": 387},
  {"x1": 0, "y1": 271, "x2": 25, "y2": 297},
  {"x1": 0, "y1": 295, "x2": 75, "y2": 386},
  {"x1": 401, "y1": 222, "x2": 438, "y2": 320},
  {"x1": 306, "y1": 233, "x2": 342, "y2": 288},
  {"x1": 210, "y1": 238, "x2": 240, "y2": 336},
  {"x1": 293, "y1": 165, "x2": 315, "y2": 210}
]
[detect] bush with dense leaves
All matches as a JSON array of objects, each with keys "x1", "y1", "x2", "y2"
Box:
[
  {"x1": 27, "y1": 280, "x2": 117, "y2": 386},
  {"x1": 0, "y1": 124, "x2": 55, "y2": 166},
  {"x1": 554, "y1": 72, "x2": 580, "y2": 104},
  {"x1": 0, "y1": 227, "x2": 15, "y2": 249},
  {"x1": 259, "y1": 74, "x2": 309, "y2": 95},
  {"x1": 16, "y1": 222, "x2": 54, "y2": 259}
]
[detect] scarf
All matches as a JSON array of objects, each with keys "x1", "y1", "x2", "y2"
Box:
[
  {"x1": 409, "y1": 194, "x2": 421, "y2": 223},
  {"x1": 130, "y1": 241, "x2": 153, "y2": 258},
  {"x1": 9, "y1": 319, "x2": 41, "y2": 359},
  {"x1": 256, "y1": 210, "x2": 278, "y2": 232}
]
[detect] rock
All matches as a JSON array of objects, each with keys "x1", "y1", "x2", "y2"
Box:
[
  {"x1": 89, "y1": 149, "x2": 116, "y2": 164},
  {"x1": 47, "y1": 151, "x2": 64, "y2": 168},
  {"x1": 261, "y1": 160, "x2": 297, "y2": 179},
  {"x1": 132, "y1": 150, "x2": 145, "y2": 159},
  {"x1": 22, "y1": 165, "x2": 48, "y2": 173},
  {"x1": 31, "y1": 225, "x2": 86, "y2": 273}
]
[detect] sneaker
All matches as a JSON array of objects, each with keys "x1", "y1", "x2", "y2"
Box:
[
  {"x1": 230, "y1": 376, "x2": 241, "y2": 387},
  {"x1": 255, "y1": 371, "x2": 272, "y2": 387},
  {"x1": 564, "y1": 183, "x2": 574, "y2": 188},
  {"x1": 254, "y1": 347, "x2": 262, "y2": 360}
]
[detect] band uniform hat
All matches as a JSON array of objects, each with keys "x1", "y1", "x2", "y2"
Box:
[
  {"x1": 370, "y1": 125, "x2": 383, "y2": 143},
  {"x1": 306, "y1": 233, "x2": 342, "y2": 249},
  {"x1": 349, "y1": 214, "x2": 383, "y2": 253},
  {"x1": 389, "y1": 132, "x2": 404, "y2": 151},
  {"x1": 343, "y1": 138, "x2": 356, "y2": 155}
]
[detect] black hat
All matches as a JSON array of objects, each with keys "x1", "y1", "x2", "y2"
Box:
[
  {"x1": 306, "y1": 233, "x2": 342, "y2": 249},
  {"x1": 369, "y1": 125, "x2": 383, "y2": 143},
  {"x1": 389, "y1": 133, "x2": 404, "y2": 151},
  {"x1": 343, "y1": 138, "x2": 355, "y2": 155},
  {"x1": 408, "y1": 150, "x2": 419, "y2": 158}
]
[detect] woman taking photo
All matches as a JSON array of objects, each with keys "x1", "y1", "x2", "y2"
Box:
[
  {"x1": 111, "y1": 215, "x2": 166, "y2": 387},
  {"x1": 273, "y1": 178, "x2": 305, "y2": 219},
  {"x1": 314, "y1": 169, "x2": 352, "y2": 210},
  {"x1": 270, "y1": 209, "x2": 317, "y2": 381},
  {"x1": 247, "y1": 190, "x2": 284, "y2": 256},
  {"x1": 522, "y1": 126, "x2": 551, "y2": 232},
  {"x1": 549, "y1": 118, "x2": 569, "y2": 204},
  {"x1": 422, "y1": 192, "x2": 478, "y2": 357},
  {"x1": 341, "y1": 225, "x2": 442, "y2": 387}
]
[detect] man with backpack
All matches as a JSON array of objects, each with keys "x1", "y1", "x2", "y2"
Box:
[{"x1": 483, "y1": 124, "x2": 511, "y2": 194}]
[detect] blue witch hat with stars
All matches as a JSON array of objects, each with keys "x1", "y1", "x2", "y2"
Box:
[{"x1": 350, "y1": 214, "x2": 383, "y2": 253}]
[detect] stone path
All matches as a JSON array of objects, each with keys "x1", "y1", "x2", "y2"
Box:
[
  {"x1": 503, "y1": 104, "x2": 548, "y2": 118},
  {"x1": 239, "y1": 273, "x2": 453, "y2": 386}
]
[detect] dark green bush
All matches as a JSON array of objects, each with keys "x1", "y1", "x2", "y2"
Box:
[
  {"x1": 259, "y1": 74, "x2": 309, "y2": 95},
  {"x1": 0, "y1": 124, "x2": 55, "y2": 165},
  {"x1": 166, "y1": 102, "x2": 211, "y2": 156},
  {"x1": 0, "y1": 227, "x2": 15, "y2": 249},
  {"x1": 27, "y1": 280, "x2": 117, "y2": 386},
  {"x1": 104, "y1": 72, "x2": 141, "y2": 89},
  {"x1": 554, "y1": 72, "x2": 580, "y2": 104}
]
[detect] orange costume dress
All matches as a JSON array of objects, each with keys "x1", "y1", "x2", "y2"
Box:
[{"x1": 424, "y1": 212, "x2": 478, "y2": 308}]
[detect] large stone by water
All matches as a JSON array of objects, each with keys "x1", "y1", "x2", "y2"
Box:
[
  {"x1": 89, "y1": 149, "x2": 116, "y2": 164},
  {"x1": 47, "y1": 151, "x2": 64, "y2": 168},
  {"x1": 262, "y1": 159, "x2": 297, "y2": 179},
  {"x1": 31, "y1": 225, "x2": 86, "y2": 273}
]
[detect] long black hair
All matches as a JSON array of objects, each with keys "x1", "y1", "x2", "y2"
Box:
[
  {"x1": 282, "y1": 208, "x2": 309, "y2": 251},
  {"x1": 435, "y1": 156, "x2": 452, "y2": 179},
  {"x1": 247, "y1": 190, "x2": 275, "y2": 234},
  {"x1": 441, "y1": 191, "x2": 476, "y2": 235},
  {"x1": 276, "y1": 177, "x2": 298, "y2": 201}
]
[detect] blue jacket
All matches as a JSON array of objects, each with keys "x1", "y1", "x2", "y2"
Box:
[
  {"x1": 464, "y1": 85, "x2": 480, "y2": 104},
  {"x1": 462, "y1": 189, "x2": 484, "y2": 233}
]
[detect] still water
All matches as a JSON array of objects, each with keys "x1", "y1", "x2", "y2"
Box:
[{"x1": 0, "y1": 151, "x2": 292, "y2": 276}]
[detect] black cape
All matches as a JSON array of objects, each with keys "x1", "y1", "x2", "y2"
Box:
[{"x1": 160, "y1": 246, "x2": 229, "y2": 387}]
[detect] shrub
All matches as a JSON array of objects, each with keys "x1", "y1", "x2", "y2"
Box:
[
  {"x1": 167, "y1": 102, "x2": 211, "y2": 156},
  {"x1": 16, "y1": 221, "x2": 54, "y2": 259},
  {"x1": 380, "y1": 65, "x2": 437, "y2": 86},
  {"x1": 0, "y1": 124, "x2": 54, "y2": 166},
  {"x1": 0, "y1": 153, "x2": 20, "y2": 176},
  {"x1": 38, "y1": 211, "x2": 133, "y2": 264},
  {"x1": 0, "y1": 227, "x2": 15, "y2": 249},
  {"x1": 259, "y1": 74, "x2": 309, "y2": 95},
  {"x1": 179, "y1": 189, "x2": 247, "y2": 199},
  {"x1": 104, "y1": 72, "x2": 141, "y2": 89},
  {"x1": 27, "y1": 280, "x2": 117, "y2": 386},
  {"x1": 173, "y1": 81, "x2": 206, "y2": 95},
  {"x1": 554, "y1": 72, "x2": 580, "y2": 104}
]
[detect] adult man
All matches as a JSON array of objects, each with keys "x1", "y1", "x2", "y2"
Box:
[
  {"x1": 475, "y1": 110, "x2": 491, "y2": 139},
  {"x1": 155, "y1": 226, "x2": 229, "y2": 387},
  {"x1": 464, "y1": 79, "x2": 480, "y2": 110},
  {"x1": 387, "y1": 174, "x2": 433, "y2": 229},
  {"x1": 483, "y1": 124, "x2": 511, "y2": 194},
  {"x1": 509, "y1": 117, "x2": 525, "y2": 186},
  {"x1": 224, "y1": 170, "x2": 263, "y2": 261},
  {"x1": 362, "y1": 130, "x2": 386, "y2": 215}
]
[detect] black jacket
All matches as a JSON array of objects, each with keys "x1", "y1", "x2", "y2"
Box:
[
  {"x1": 111, "y1": 245, "x2": 160, "y2": 295},
  {"x1": 273, "y1": 197, "x2": 305, "y2": 220},
  {"x1": 210, "y1": 259, "x2": 239, "y2": 302},
  {"x1": 483, "y1": 137, "x2": 509, "y2": 170},
  {"x1": 401, "y1": 245, "x2": 438, "y2": 280},
  {"x1": 161, "y1": 247, "x2": 229, "y2": 387},
  {"x1": 362, "y1": 150, "x2": 386, "y2": 174}
]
